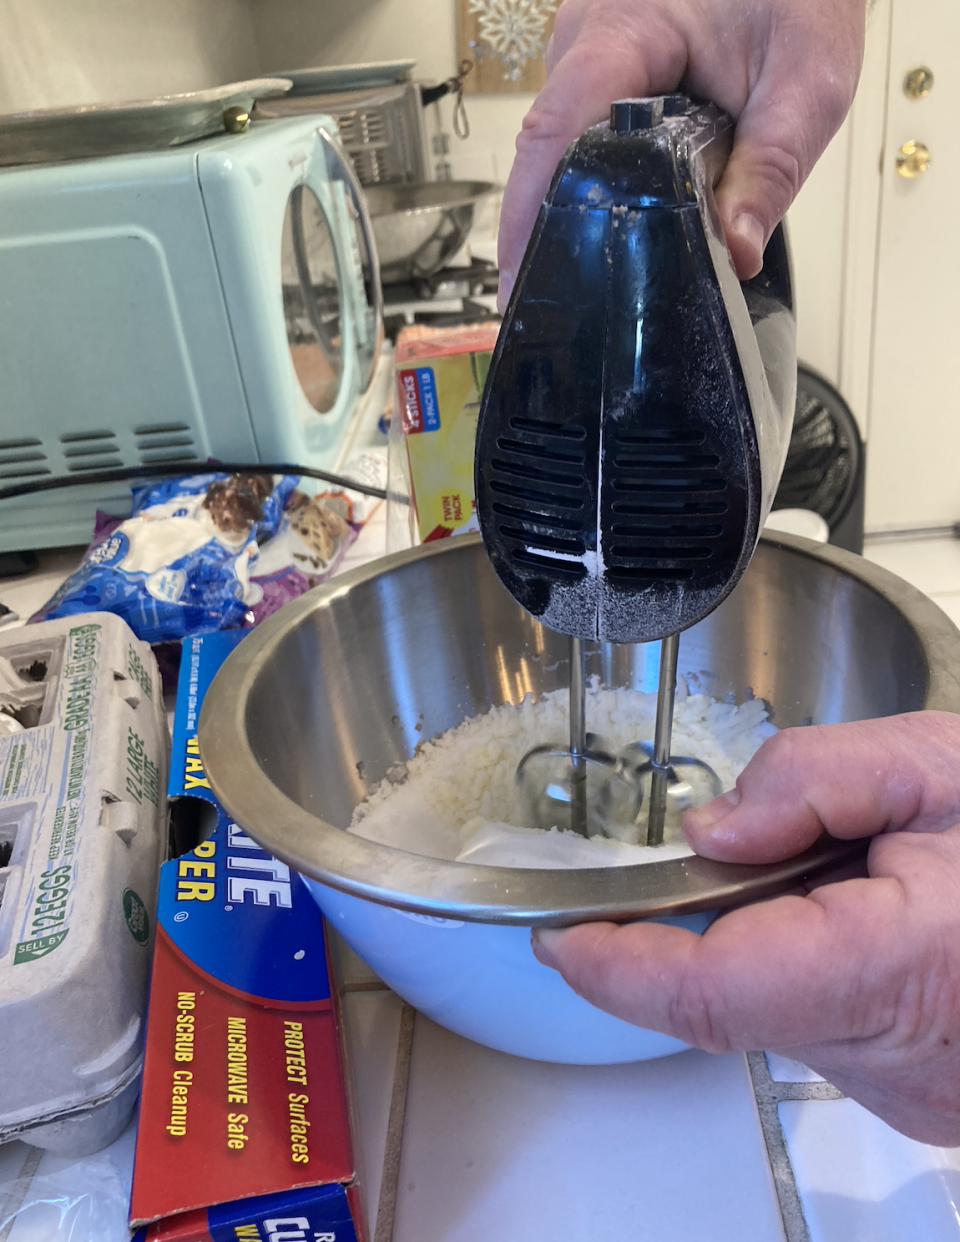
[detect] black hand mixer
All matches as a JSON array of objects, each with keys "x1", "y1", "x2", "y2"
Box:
[{"x1": 475, "y1": 95, "x2": 797, "y2": 845}]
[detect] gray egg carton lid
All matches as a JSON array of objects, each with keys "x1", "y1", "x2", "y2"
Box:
[{"x1": 0, "y1": 613, "x2": 167, "y2": 1156}]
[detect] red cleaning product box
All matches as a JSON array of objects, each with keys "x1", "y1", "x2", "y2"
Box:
[{"x1": 130, "y1": 630, "x2": 362, "y2": 1240}]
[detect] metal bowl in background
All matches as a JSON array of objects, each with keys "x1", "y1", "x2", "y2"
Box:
[
  {"x1": 363, "y1": 180, "x2": 496, "y2": 283},
  {"x1": 200, "y1": 533, "x2": 960, "y2": 1063}
]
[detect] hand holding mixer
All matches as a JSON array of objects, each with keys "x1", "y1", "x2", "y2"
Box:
[{"x1": 475, "y1": 95, "x2": 797, "y2": 845}]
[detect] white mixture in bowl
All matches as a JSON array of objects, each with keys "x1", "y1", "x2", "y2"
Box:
[{"x1": 348, "y1": 682, "x2": 777, "y2": 869}]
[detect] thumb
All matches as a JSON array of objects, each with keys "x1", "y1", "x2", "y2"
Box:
[
  {"x1": 711, "y1": 42, "x2": 862, "y2": 277},
  {"x1": 712, "y1": 103, "x2": 805, "y2": 279},
  {"x1": 683, "y1": 714, "x2": 960, "y2": 864}
]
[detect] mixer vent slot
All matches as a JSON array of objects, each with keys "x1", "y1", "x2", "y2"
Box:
[
  {"x1": 496, "y1": 437, "x2": 584, "y2": 466},
  {"x1": 135, "y1": 423, "x2": 197, "y2": 465},
  {"x1": 511, "y1": 549, "x2": 587, "y2": 579},
  {"x1": 489, "y1": 419, "x2": 593, "y2": 571},
  {"x1": 60, "y1": 430, "x2": 122, "y2": 474},
  {"x1": 616, "y1": 428, "x2": 706, "y2": 444},
  {"x1": 0, "y1": 438, "x2": 50, "y2": 480},
  {"x1": 490, "y1": 458, "x2": 583, "y2": 488},
  {"x1": 612, "y1": 476, "x2": 726, "y2": 494},
  {"x1": 499, "y1": 527, "x2": 584, "y2": 555},
  {"x1": 612, "y1": 499, "x2": 727, "y2": 516},
  {"x1": 608, "y1": 565, "x2": 695, "y2": 581},
  {"x1": 491, "y1": 503, "x2": 582, "y2": 532},
  {"x1": 604, "y1": 426, "x2": 730, "y2": 580},
  {"x1": 509, "y1": 417, "x2": 586, "y2": 441},
  {"x1": 489, "y1": 480, "x2": 583, "y2": 512},
  {"x1": 611, "y1": 521, "x2": 724, "y2": 539}
]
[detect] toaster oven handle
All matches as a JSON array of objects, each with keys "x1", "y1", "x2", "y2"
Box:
[{"x1": 317, "y1": 125, "x2": 384, "y2": 394}]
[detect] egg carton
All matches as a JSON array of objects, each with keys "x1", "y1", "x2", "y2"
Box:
[{"x1": 0, "y1": 613, "x2": 167, "y2": 1156}]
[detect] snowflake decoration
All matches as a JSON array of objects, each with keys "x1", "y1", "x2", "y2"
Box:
[{"x1": 468, "y1": 0, "x2": 556, "y2": 83}]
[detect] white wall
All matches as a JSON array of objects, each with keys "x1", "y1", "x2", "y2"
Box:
[
  {"x1": 251, "y1": 0, "x2": 455, "y2": 81},
  {"x1": 0, "y1": 0, "x2": 261, "y2": 113}
]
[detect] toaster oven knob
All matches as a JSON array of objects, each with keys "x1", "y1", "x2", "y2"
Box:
[{"x1": 223, "y1": 106, "x2": 251, "y2": 134}]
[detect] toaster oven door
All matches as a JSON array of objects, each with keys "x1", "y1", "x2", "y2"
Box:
[
  {"x1": 318, "y1": 125, "x2": 383, "y2": 395},
  {"x1": 280, "y1": 130, "x2": 382, "y2": 417}
]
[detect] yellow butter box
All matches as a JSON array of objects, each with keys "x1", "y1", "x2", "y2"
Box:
[{"x1": 394, "y1": 323, "x2": 500, "y2": 542}]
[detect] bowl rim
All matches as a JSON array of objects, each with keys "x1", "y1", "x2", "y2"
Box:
[{"x1": 199, "y1": 531, "x2": 960, "y2": 926}]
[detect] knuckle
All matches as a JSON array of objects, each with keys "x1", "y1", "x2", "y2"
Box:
[
  {"x1": 804, "y1": 47, "x2": 859, "y2": 127},
  {"x1": 667, "y1": 964, "x2": 734, "y2": 1054},
  {"x1": 820, "y1": 80, "x2": 856, "y2": 130},
  {"x1": 551, "y1": 0, "x2": 581, "y2": 46},
  {"x1": 760, "y1": 728, "x2": 795, "y2": 761},
  {"x1": 752, "y1": 143, "x2": 803, "y2": 212},
  {"x1": 745, "y1": 726, "x2": 804, "y2": 782},
  {"x1": 516, "y1": 102, "x2": 577, "y2": 156}
]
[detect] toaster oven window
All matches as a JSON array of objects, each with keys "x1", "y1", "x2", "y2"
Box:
[{"x1": 281, "y1": 184, "x2": 343, "y2": 414}]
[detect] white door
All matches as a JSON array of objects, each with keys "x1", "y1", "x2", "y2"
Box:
[{"x1": 867, "y1": 0, "x2": 960, "y2": 529}]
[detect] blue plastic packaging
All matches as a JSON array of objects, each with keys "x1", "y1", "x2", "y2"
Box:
[{"x1": 33, "y1": 474, "x2": 297, "y2": 644}]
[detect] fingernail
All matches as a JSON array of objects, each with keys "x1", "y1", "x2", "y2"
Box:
[
  {"x1": 497, "y1": 268, "x2": 515, "y2": 314},
  {"x1": 730, "y1": 212, "x2": 765, "y2": 259},
  {"x1": 531, "y1": 927, "x2": 563, "y2": 969},
  {"x1": 684, "y1": 787, "x2": 741, "y2": 834}
]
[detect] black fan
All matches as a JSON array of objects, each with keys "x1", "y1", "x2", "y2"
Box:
[{"x1": 772, "y1": 362, "x2": 865, "y2": 553}]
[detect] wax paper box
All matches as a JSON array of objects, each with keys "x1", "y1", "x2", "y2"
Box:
[
  {"x1": 130, "y1": 630, "x2": 362, "y2": 1240},
  {"x1": 394, "y1": 322, "x2": 499, "y2": 542}
]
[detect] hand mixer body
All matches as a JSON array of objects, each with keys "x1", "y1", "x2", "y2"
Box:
[{"x1": 476, "y1": 96, "x2": 797, "y2": 643}]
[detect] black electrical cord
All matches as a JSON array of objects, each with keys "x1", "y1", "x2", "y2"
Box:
[{"x1": 0, "y1": 460, "x2": 388, "y2": 504}]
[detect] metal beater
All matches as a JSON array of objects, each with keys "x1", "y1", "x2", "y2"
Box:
[{"x1": 476, "y1": 95, "x2": 797, "y2": 844}]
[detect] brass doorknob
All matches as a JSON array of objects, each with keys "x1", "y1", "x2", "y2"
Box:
[
  {"x1": 896, "y1": 139, "x2": 931, "y2": 178},
  {"x1": 903, "y1": 65, "x2": 934, "y2": 99}
]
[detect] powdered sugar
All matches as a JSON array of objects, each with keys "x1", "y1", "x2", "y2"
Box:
[{"x1": 349, "y1": 684, "x2": 777, "y2": 868}]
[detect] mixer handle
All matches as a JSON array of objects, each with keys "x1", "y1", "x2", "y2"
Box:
[{"x1": 474, "y1": 94, "x2": 798, "y2": 643}]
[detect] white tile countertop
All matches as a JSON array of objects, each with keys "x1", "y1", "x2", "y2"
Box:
[{"x1": 3, "y1": 525, "x2": 960, "y2": 1241}]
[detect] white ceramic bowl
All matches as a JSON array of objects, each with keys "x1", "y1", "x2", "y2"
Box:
[{"x1": 306, "y1": 880, "x2": 712, "y2": 1062}]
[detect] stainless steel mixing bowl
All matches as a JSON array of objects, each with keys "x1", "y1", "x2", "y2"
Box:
[
  {"x1": 363, "y1": 180, "x2": 496, "y2": 282},
  {"x1": 201, "y1": 531, "x2": 960, "y2": 926}
]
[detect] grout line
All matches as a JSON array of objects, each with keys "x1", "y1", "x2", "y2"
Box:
[
  {"x1": 373, "y1": 1003, "x2": 416, "y2": 1242},
  {"x1": 746, "y1": 1052, "x2": 843, "y2": 1242},
  {"x1": 0, "y1": 1145, "x2": 44, "y2": 1242},
  {"x1": 341, "y1": 979, "x2": 390, "y2": 994},
  {"x1": 864, "y1": 524, "x2": 959, "y2": 544}
]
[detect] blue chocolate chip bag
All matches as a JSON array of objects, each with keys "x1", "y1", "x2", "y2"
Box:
[{"x1": 33, "y1": 473, "x2": 298, "y2": 644}]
